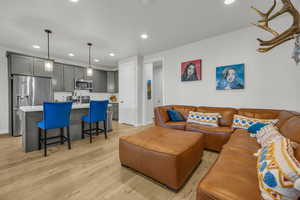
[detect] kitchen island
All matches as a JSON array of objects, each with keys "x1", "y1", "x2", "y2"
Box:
[{"x1": 19, "y1": 104, "x2": 113, "y2": 152}]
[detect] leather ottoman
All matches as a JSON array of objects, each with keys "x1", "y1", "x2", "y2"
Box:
[{"x1": 119, "y1": 126, "x2": 204, "y2": 191}]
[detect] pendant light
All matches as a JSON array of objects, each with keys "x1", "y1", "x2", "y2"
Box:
[
  {"x1": 87, "y1": 43, "x2": 93, "y2": 77},
  {"x1": 44, "y1": 29, "x2": 54, "y2": 72}
]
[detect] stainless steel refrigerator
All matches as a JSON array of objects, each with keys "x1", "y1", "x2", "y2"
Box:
[{"x1": 12, "y1": 75, "x2": 53, "y2": 136}]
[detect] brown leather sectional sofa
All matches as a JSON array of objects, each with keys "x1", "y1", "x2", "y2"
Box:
[{"x1": 154, "y1": 105, "x2": 300, "y2": 200}]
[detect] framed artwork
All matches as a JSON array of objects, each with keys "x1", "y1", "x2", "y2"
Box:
[
  {"x1": 181, "y1": 59, "x2": 202, "y2": 82},
  {"x1": 216, "y1": 64, "x2": 245, "y2": 90},
  {"x1": 147, "y1": 80, "x2": 152, "y2": 100}
]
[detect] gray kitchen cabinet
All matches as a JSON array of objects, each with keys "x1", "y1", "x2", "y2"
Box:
[
  {"x1": 111, "y1": 103, "x2": 119, "y2": 121},
  {"x1": 33, "y1": 58, "x2": 53, "y2": 77},
  {"x1": 10, "y1": 54, "x2": 34, "y2": 76},
  {"x1": 74, "y1": 67, "x2": 85, "y2": 80},
  {"x1": 114, "y1": 71, "x2": 118, "y2": 93},
  {"x1": 107, "y1": 71, "x2": 115, "y2": 93},
  {"x1": 52, "y1": 63, "x2": 64, "y2": 91},
  {"x1": 63, "y1": 65, "x2": 75, "y2": 92},
  {"x1": 93, "y1": 70, "x2": 107, "y2": 93}
]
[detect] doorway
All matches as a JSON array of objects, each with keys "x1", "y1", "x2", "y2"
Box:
[{"x1": 143, "y1": 59, "x2": 164, "y2": 125}]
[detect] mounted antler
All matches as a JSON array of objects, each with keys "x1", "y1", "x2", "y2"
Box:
[{"x1": 251, "y1": 0, "x2": 300, "y2": 53}]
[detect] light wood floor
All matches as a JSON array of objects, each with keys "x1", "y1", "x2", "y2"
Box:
[{"x1": 0, "y1": 122, "x2": 218, "y2": 200}]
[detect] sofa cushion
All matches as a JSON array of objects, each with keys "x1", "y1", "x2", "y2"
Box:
[
  {"x1": 277, "y1": 110, "x2": 300, "y2": 128},
  {"x1": 280, "y1": 116, "x2": 300, "y2": 143},
  {"x1": 164, "y1": 121, "x2": 186, "y2": 130},
  {"x1": 197, "y1": 106, "x2": 237, "y2": 126},
  {"x1": 223, "y1": 129, "x2": 260, "y2": 154},
  {"x1": 197, "y1": 148, "x2": 261, "y2": 200},
  {"x1": 238, "y1": 108, "x2": 280, "y2": 120},
  {"x1": 256, "y1": 124, "x2": 282, "y2": 147},
  {"x1": 173, "y1": 105, "x2": 197, "y2": 120},
  {"x1": 186, "y1": 123, "x2": 233, "y2": 152},
  {"x1": 155, "y1": 106, "x2": 173, "y2": 123}
]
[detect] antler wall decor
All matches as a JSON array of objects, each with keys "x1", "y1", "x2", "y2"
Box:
[{"x1": 251, "y1": 0, "x2": 300, "y2": 55}]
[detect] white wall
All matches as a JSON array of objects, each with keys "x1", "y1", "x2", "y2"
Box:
[
  {"x1": 0, "y1": 48, "x2": 9, "y2": 134},
  {"x1": 144, "y1": 17, "x2": 300, "y2": 112}
]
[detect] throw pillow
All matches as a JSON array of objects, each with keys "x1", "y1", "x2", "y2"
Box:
[
  {"x1": 248, "y1": 122, "x2": 268, "y2": 137},
  {"x1": 232, "y1": 115, "x2": 278, "y2": 130},
  {"x1": 187, "y1": 111, "x2": 222, "y2": 127},
  {"x1": 167, "y1": 109, "x2": 184, "y2": 122},
  {"x1": 257, "y1": 137, "x2": 300, "y2": 200},
  {"x1": 256, "y1": 125, "x2": 283, "y2": 147}
]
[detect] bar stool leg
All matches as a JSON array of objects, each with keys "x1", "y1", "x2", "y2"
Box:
[
  {"x1": 89, "y1": 122, "x2": 92, "y2": 144},
  {"x1": 44, "y1": 130, "x2": 47, "y2": 157},
  {"x1": 60, "y1": 128, "x2": 64, "y2": 144},
  {"x1": 67, "y1": 126, "x2": 71, "y2": 150},
  {"x1": 81, "y1": 121, "x2": 85, "y2": 139},
  {"x1": 38, "y1": 128, "x2": 41, "y2": 150},
  {"x1": 96, "y1": 122, "x2": 99, "y2": 136},
  {"x1": 104, "y1": 120, "x2": 107, "y2": 139}
]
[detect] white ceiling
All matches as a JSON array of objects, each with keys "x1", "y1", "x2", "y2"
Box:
[{"x1": 0, "y1": 0, "x2": 278, "y2": 68}]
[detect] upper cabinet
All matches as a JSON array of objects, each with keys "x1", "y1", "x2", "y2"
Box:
[
  {"x1": 33, "y1": 58, "x2": 53, "y2": 77},
  {"x1": 114, "y1": 71, "x2": 119, "y2": 93},
  {"x1": 8, "y1": 52, "x2": 119, "y2": 93},
  {"x1": 63, "y1": 65, "x2": 75, "y2": 92},
  {"x1": 52, "y1": 63, "x2": 64, "y2": 92},
  {"x1": 107, "y1": 71, "x2": 118, "y2": 93},
  {"x1": 10, "y1": 54, "x2": 34, "y2": 76},
  {"x1": 93, "y1": 70, "x2": 107, "y2": 93},
  {"x1": 74, "y1": 67, "x2": 85, "y2": 80}
]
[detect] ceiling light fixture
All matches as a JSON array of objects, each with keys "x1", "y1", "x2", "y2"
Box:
[
  {"x1": 87, "y1": 43, "x2": 93, "y2": 77},
  {"x1": 94, "y1": 59, "x2": 100, "y2": 62},
  {"x1": 109, "y1": 53, "x2": 115, "y2": 57},
  {"x1": 32, "y1": 45, "x2": 40, "y2": 49},
  {"x1": 69, "y1": 0, "x2": 79, "y2": 3},
  {"x1": 68, "y1": 53, "x2": 75, "y2": 57},
  {"x1": 141, "y1": 33, "x2": 149, "y2": 39},
  {"x1": 44, "y1": 29, "x2": 54, "y2": 72},
  {"x1": 224, "y1": 0, "x2": 235, "y2": 5}
]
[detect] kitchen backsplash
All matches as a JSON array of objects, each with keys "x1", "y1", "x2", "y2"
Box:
[{"x1": 54, "y1": 91, "x2": 118, "y2": 102}]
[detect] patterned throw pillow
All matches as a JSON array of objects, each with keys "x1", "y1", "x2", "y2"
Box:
[
  {"x1": 256, "y1": 125, "x2": 283, "y2": 147},
  {"x1": 187, "y1": 112, "x2": 222, "y2": 127},
  {"x1": 257, "y1": 137, "x2": 300, "y2": 200},
  {"x1": 232, "y1": 115, "x2": 278, "y2": 130}
]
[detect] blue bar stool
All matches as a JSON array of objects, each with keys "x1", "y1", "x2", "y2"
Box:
[
  {"x1": 37, "y1": 102, "x2": 73, "y2": 157},
  {"x1": 81, "y1": 100, "x2": 109, "y2": 143}
]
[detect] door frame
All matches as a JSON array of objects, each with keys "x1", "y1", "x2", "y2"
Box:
[{"x1": 142, "y1": 56, "x2": 165, "y2": 125}]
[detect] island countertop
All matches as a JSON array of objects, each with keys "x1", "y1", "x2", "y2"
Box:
[{"x1": 20, "y1": 103, "x2": 112, "y2": 112}]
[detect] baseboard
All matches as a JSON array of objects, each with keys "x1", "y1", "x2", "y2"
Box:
[{"x1": 0, "y1": 129, "x2": 8, "y2": 134}]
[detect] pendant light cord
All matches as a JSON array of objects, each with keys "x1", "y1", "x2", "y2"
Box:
[
  {"x1": 88, "y1": 43, "x2": 92, "y2": 67},
  {"x1": 45, "y1": 29, "x2": 52, "y2": 59}
]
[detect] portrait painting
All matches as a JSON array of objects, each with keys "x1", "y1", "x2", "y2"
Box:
[
  {"x1": 216, "y1": 64, "x2": 245, "y2": 90},
  {"x1": 181, "y1": 59, "x2": 202, "y2": 82}
]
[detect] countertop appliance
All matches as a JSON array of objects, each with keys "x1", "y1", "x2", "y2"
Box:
[
  {"x1": 75, "y1": 79, "x2": 93, "y2": 90},
  {"x1": 12, "y1": 75, "x2": 53, "y2": 136}
]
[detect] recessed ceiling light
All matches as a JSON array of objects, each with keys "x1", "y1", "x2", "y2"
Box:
[
  {"x1": 141, "y1": 33, "x2": 149, "y2": 39},
  {"x1": 224, "y1": 0, "x2": 235, "y2": 5},
  {"x1": 69, "y1": 0, "x2": 79, "y2": 3},
  {"x1": 109, "y1": 53, "x2": 115, "y2": 57},
  {"x1": 94, "y1": 59, "x2": 100, "y2": 62},
  {"x1": 32, "y1": 45, "x2": 40, "y2": 49},
  {"x1": 68, "y1": 53, "x2": 75, "y2": 57}
]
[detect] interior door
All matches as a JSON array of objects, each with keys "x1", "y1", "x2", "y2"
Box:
[
  {"x1": 118, "y1": 61, "x2": 137, "y2": 125},
  {"x1": 153, "y1": 65, "x2": 163, "y2": 107}
]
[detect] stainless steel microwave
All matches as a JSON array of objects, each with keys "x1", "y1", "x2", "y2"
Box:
[{"x1": 75, "y1": 79, "x2": 93, "y2": 90}]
